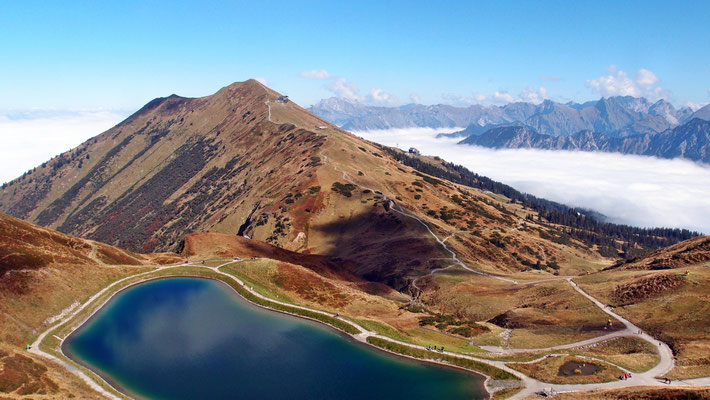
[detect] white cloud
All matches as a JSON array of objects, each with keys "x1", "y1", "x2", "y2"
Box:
[
  {"x1": 0, "y1": 109, "x2": 128, "y2": 183},
  {"x1": 300, "y1": 69, "x2": 331, "y2": 80},
  {"x1": 443, "y1": 86, "x2": 548, "y2": 106},
  {"x1": 519, "y1": 86, "x2": 548, "y2": 104},
  {"x1": 318, "y1": 75, "x2": 399, "y2": 106},
  {"x1": 409, "y1": 93, "x2": 421, "y2": 104},
  {"x1": 353, "y1": 127, "x2": 710, "y2": 234},
  {"x1": 254, "y1": 77, "x2": 268, "y2": 85},
  {"x1": 587, "y1": 66, "x2": 639, "y2": 97},
  {"x1": 493, "y1": 91, "x2": 515, "y2": 104},
  {"x1": 365, "y1": 88, "x2": 398, "y2": 106},
  {"x1": 327, "y1": 77, "x2": 360, "y2": 100},
  {"x1": 636, "y1": 69, "x2": 659, "y2": 86},
  {"x1": 302, "y1": 71, "x2": 401, "y2": 106},
  {"x1": 587, "y1": 65, "x2": 668, "y2": 101},
  {"x1": 684, "y1": 101, "x2": 708, "y2": 111},
  {"x1": 473, "y1": 93, "x2": 488, "y2": 103},
  {"x1": 441, "y1": 93, "x2": 478, "y2": 106},
  {"x1": 304, "y1": 71, "x2": 403, "y2": 106}
]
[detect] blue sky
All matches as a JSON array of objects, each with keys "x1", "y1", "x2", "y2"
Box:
[{"x1": 1, "y1": 0, "x2": 709, "y2": 110}]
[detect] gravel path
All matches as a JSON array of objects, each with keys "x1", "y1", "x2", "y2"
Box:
[{"x1": 28, "y1": 264, "x2": 190, "y2": 399}]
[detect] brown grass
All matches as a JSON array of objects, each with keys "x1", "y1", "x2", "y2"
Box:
[
  {"x1": 509, "y1": 355, "x2": 624, "y2": 384},
  {"x1": 564, "y1": 336, "x2": 660, "y2": 373},
  {"x1": 551, "y1": 386, "x2": 710, "y2": 400},
  {"x1": 577, "y1": 264, "x2": 710, "y2": 379},
  {"x1": 0, "y1": 345, "x2": 103, "y2": 399},
  {"x1": 421, "y1": 269, "x2": 620, "y2": 349}
]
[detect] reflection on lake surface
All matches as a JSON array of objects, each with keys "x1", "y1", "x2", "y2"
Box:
[{"x1": 64, "y1": 277, "x2": 487, "y2": 399}]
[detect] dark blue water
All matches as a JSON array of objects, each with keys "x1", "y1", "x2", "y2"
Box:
[{"x1": 64, "y1": 278, "x2": 487, "y2": 399}]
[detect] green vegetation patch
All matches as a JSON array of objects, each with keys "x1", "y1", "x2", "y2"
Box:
[
  {"x1": 366, "y1": 337, "x2": 518, "y2": 380},
  {"x1": 331, "y1": 182, "x2": 357, "y2": 197},
  {"x1": 419, "y1": 313, "x2": 490, "y2": 337}
]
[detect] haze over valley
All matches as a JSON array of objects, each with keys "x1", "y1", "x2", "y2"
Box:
[{"x1": 355, "y1": 127, "x2": 710, "y2": 234}]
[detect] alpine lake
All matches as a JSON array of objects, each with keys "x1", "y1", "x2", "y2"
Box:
[{"x1": 64, "y1": 277, "x2": 487, "y2": 399}]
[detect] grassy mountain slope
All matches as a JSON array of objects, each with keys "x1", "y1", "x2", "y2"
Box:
[
  {"x1": 0, "y1": 212, "x2": 182, "y2": 346},
  {"x1": 0, "y1": 80, "x2": 614, "y2": 289},
  {"x1": 1, "y1": 80, "x2": 702, "y2": 353},
  {"x1": 606, "y1": 235, "x2": 710, "y2": 271},
  {"x1": 577, "y1": 235, "x2": 710, "y2": 379},
  {"x1": 0, "y1": 212, "x2": 182, "y2": 397}
]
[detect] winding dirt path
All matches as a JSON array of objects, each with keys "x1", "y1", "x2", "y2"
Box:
[
  {"x1": 28, "y1": 263, "x2": 190, "y2": 400},
  {"x1": 265, "y1": 100, "x2": 273, "y2": 122},
  {"x1": 260, "y1": 101, "x2": 706, "y2": 398},
  {"x1": 29, "y1": 259, "x2": 709, "y2": 400},
  {"x1": 87, "y1": 241, "x2": 100, "y2": 262},
  {"x1": 567, "y1": 278, "x2": 675, "y2": 378},
  {"x1": 212, "y1": 259, "x2": 689, "y2": 399}
]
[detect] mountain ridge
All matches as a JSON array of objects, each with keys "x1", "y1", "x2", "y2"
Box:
[
  {"x1": 0, "y1": 80, "x2": 698, "y2": 290},
  {"x1": 310, "y1": 95, "x2": 697, "y2": 137},
  {"x1": 457, "y1": 118, "x2": 710, "y2": 163}
]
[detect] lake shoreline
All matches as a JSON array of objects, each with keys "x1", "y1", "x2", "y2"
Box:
[{"x1": 54, "y1": 270, "x2": 493, "y2": 400}]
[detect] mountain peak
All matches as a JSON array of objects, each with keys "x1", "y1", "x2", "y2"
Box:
[
  {"x1": 310, "y1": 95, "x2": 683, "y2": 136},
  {"x1": 212, "y1": 79, "x2": 274, "y2": 101},
  {"x1": 692, "y1": 104, "x2": 710, "y2": 121}
]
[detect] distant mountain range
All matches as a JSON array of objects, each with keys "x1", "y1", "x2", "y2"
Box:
[
  {"x1": 309, "y1": 96, "x2": 709, "y2": 137},
  {"x1": 310, "y1": 96, "x2": 710, "y2": 162},
  {"x1": 457, "y1": 118, "x2": 710, "y2": 163}
]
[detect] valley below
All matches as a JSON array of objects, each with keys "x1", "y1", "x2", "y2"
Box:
[{"x1": 354, "y1": 127, "x2": 710, "y2": 234}]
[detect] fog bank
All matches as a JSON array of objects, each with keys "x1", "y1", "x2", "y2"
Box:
[
  {"x1": 355, "y1": 127, "x2": 710, "y2": 234},
  {"x1": 0, "y1": 109, "x2": 128, "y2": 183}
]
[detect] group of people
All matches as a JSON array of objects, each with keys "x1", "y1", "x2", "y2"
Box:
[
  {"x1": 426, "y1": 345, "x2": 444, "y2": 353},
  {"x1": 663, "y1": 377, "x2": 673, "y2": 384},
  {"x1": 619, "y1": 372, "x2": 633, "y2": 380}
]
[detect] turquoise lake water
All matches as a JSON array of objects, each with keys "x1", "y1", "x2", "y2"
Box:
[{"x1": 63, "y1": 277, "x2": 487, "y2": 399}]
